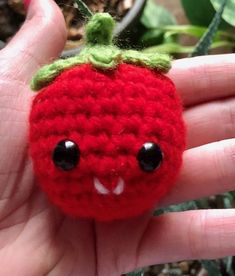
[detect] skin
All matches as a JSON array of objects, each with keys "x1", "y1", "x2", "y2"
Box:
[{"x1": 1, "y1": 0, "x2": 235, "y2": 275}]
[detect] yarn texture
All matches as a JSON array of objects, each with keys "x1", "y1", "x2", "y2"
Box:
[
  {"x1": 29, "y1": 13, "x2": 186, "y2": 221},
  {"x1": 85, "y1": 13, "x2": 115, "y2": 45},
  {"x1": 31, "y1": 13, "x2": 171, "y2": 91}
]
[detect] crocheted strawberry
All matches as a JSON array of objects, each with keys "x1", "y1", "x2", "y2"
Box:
[{"x1": 29, "y1": 13, "x2": 185, "y2": 221}]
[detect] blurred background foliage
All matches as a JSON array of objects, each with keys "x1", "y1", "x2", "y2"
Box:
[{"x1": 130, "y1": 0, "x2": 235, "y2": 57}]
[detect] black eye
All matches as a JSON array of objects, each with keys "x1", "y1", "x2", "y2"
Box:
[
  {"x1": 52, "y1": 140, "x2": 80, "y2": 171},
  {"x1": 137, "y1": 142, "x2": 163, "y2": 172}
]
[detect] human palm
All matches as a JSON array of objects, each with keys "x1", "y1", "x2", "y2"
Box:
[{"x1": 1, "y1": 0, "x2": 235, "y2": 275}]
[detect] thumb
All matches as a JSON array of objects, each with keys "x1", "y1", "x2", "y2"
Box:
[{"x1": 0, "y1": 0, "x2": 67, "y2": 82}]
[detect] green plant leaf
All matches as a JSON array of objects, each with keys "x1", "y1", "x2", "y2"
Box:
[
  {"x1": 222, "y1": 192, "x2": 234, "y2": 208},
  {"x1": 141, "y1": 24, "x2": 235, "y2": 50},
  {"x1": 211, "y1": 0, "x2": 235, "y2": 26},
  {"x1": 141, "y1": 29, "x2": 164, "y2": 46},
  {"x1": 143, "y1": 41, "x2": 235, "y2": 55},
  {"x1": 141, "y1": 0, "x2": 176, "y2": 29},
  {"x1": 164, "y1": 25, "x2": 206, "y2": 39},
  {"x1": 125, "y1": 269, "x2": 144, "y2": 276},
  {"x1": 224, "y1": 256, "x2": 234, "y2": 274},
  {"x1": 154, "y1": 201, "x2": 198, "y2": 216},
  {"x1": 74, "y1": 0, "x2": 93, "y2": 18},
  {"x1": 162, "y1": 25, "x2": 235, "y2": 41},
  {"x1": 191, "y1": 0, "x2": 227, "y2": 56},
  {"x1": 181, "y1": 0, "x2": 215, "y2": 26},
  {"x1": 181, "y1": 0, "x2": 230, "y2": 29},
  {"x1": 144, "y1": 43, "x2": 194, "y2": 54},
  {"x1": 140, "y1": 0, "x2": 176, "y2": 46},
  {"x1": 200, "y1": 260, "x2": 222, "y2": 276},
  {"x1": 142, "y1": 25, "x2": 235, "y2": 49},
  {"x1": 140, "y1": 0, "x2": 176, "y2": 47}
]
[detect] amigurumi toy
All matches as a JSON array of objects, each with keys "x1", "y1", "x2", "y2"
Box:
[{"x1": 29, "y1": 13, "x2": 185, "y2": 221}]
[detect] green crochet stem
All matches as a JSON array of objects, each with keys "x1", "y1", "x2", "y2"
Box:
[
  {"x1": 86, "y1": 13, "x2": 115, "y2": 45},
  {"x1": 31, "y1": 13, "x2": 172, "y2": 91}
]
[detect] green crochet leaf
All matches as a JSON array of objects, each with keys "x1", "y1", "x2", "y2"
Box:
[
  {"x1": 122, "y1": 50, "x2": 171, "y2": 72},
  {"x1": 31, "y1": 13, "x2": 172, "y2": 91},
  {"x1": 31, "y1": 55, "x2": 86, "y2": 91},
  {"x1": 80, "y1": 45, "x2": 122, "y2": 69},
  {"x1": 31, "y1": 45, "x2": 121, "y2": 91},
  {"x1": 31, "y1": 49, "x2": 171, "y2": 91}
]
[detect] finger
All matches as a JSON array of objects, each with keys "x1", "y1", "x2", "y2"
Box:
[
  {"x1": 185, "y1": 97, "x2": 235, "y2": 149},
  {"x1": 0, "y1": 0, "x2": 66, "y2": 82},
  {"x1": 136, "y1": 209, "x2": 235, "y2": 270},
  {"x1": 168, "y1": 54, "x2": 235, "y2": 107},
  {"x1": 160, "y1": 139, "x2": 235, "y2": 206}
]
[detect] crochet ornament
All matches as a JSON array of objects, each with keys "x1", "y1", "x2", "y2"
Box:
[{"x1": 29, "y1": 13, "x2": 185, "y2": 221}]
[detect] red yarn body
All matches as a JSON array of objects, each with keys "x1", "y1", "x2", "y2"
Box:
[{"x1": 29, "y1": 63, "x2": 185, "y2": 221}]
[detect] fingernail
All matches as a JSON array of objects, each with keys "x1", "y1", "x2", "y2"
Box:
[{"x1": 23, "y1": 0, "x2": 31, "y2": 10}]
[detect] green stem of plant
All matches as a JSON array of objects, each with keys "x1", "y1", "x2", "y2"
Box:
[
  {"x1": 190, "y1": 0, "x2": 227, "y2": 57},
  {"x1": 160, "y1": 25, "x2": 235, "y2": 42},
  {"x1": 74, "y1": 0, "x2": 93, "y2": 19}
]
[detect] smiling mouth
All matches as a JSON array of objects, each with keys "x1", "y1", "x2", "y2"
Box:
[{"x1": 93, "y1": 177, "x2": 125, "y2": 195}]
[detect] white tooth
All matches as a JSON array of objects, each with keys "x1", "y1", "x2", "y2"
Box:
[
  {"x1": 94, "y1": 177, "x2": 110, "y2": 195},
  {"x1": 113, "y1": 177, "x2": 125, "y2": 195}
]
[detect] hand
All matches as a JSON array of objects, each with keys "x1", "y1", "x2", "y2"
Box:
[{"x1": 0, "y1": 0, "x2": 235, "y2": 275}]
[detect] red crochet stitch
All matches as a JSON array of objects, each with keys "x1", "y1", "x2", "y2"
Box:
[{"x1": 29, "y1": 63, "x2": 185, "y2": 221}]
